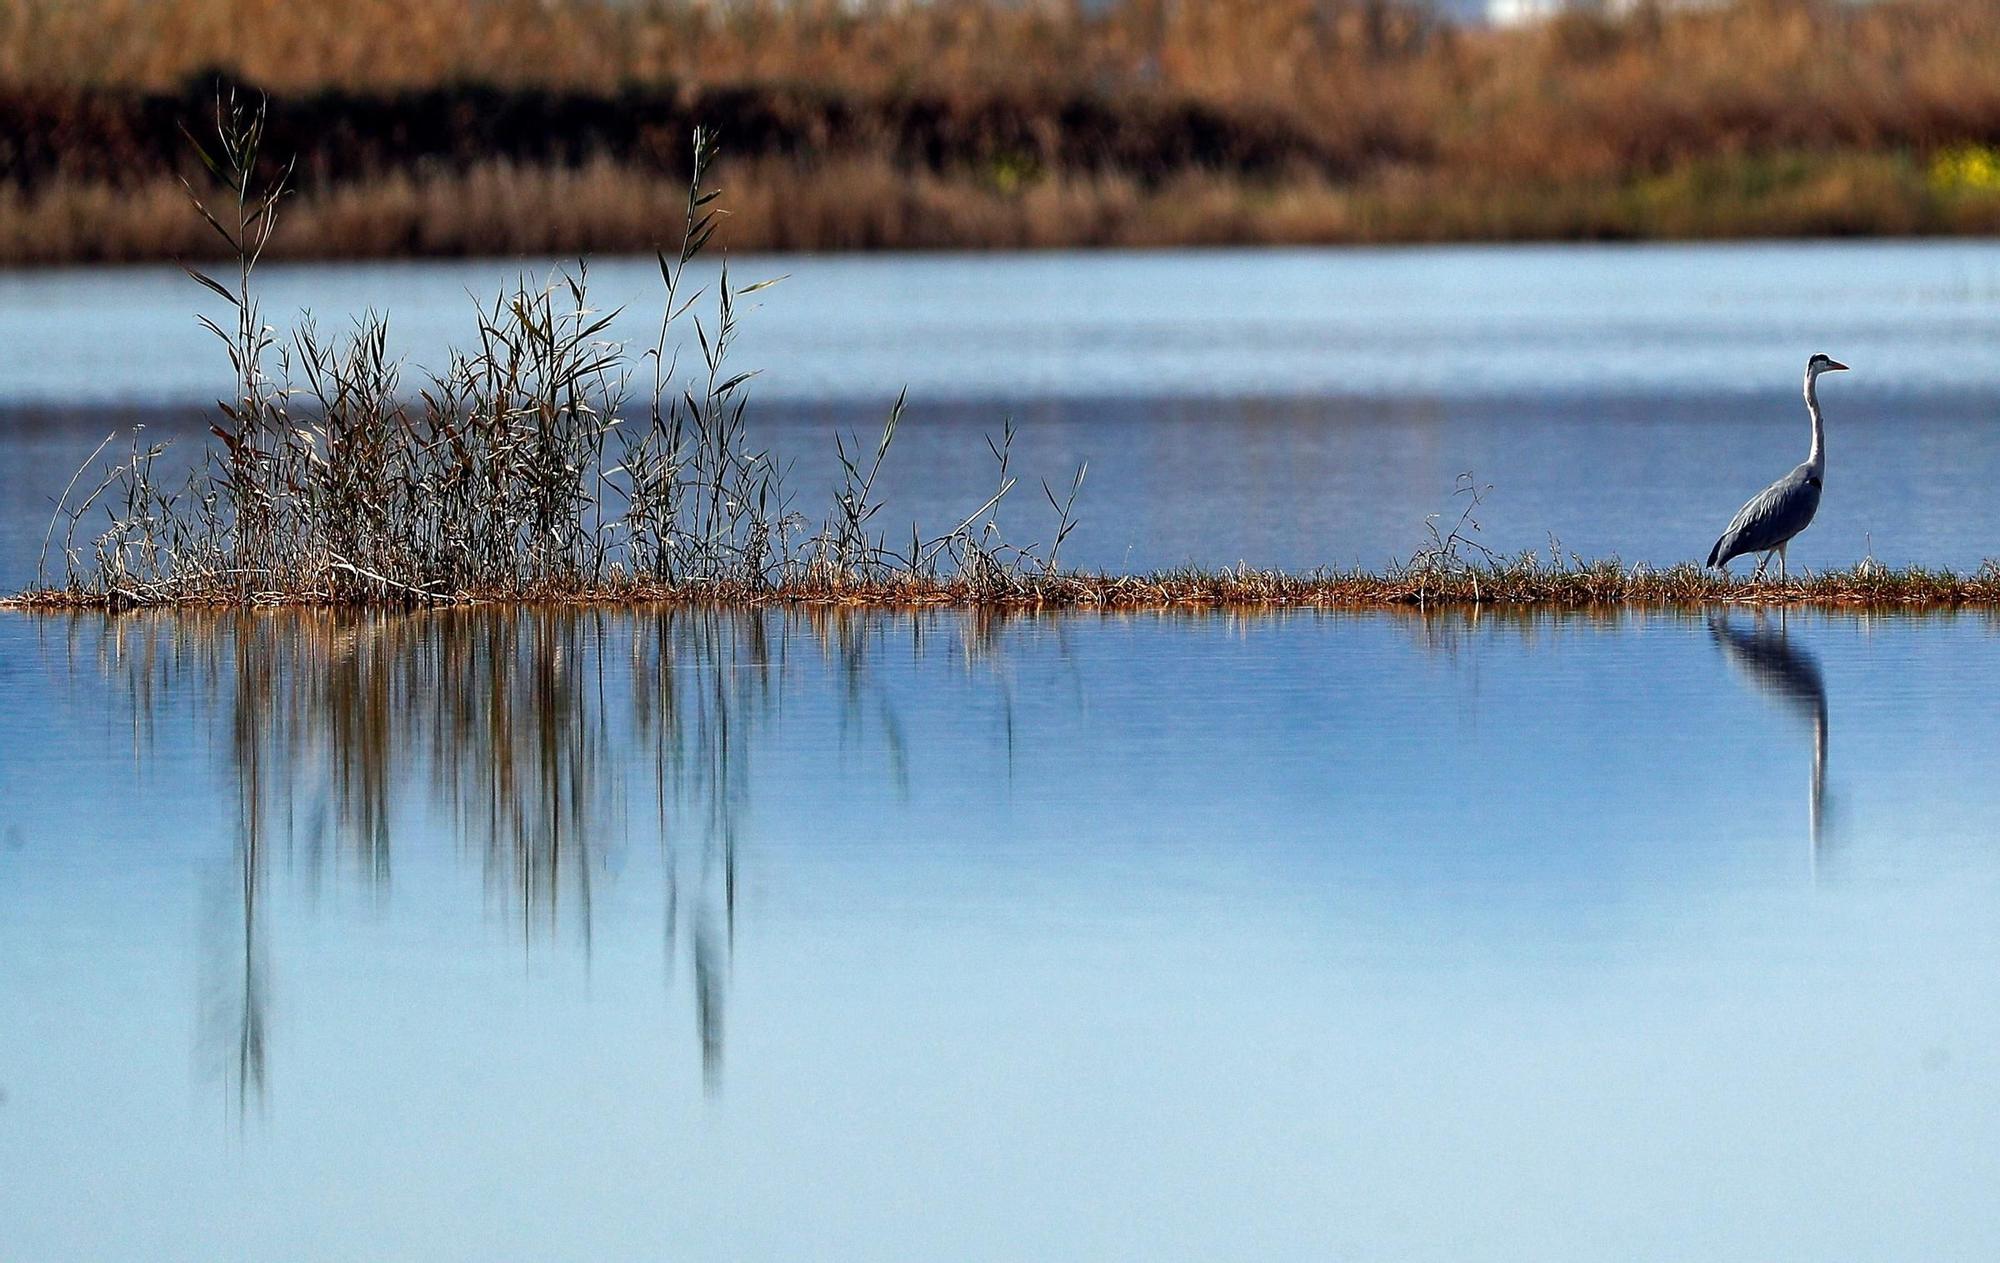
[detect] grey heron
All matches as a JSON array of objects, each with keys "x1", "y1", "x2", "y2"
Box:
[{"x1": 1706, "y1": 353, "x2": 1849, "y2": 578}]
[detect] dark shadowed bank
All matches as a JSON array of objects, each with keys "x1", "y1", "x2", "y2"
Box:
[{"x1": 13, "y1": 0, "x2": 2000, "y2": 261}]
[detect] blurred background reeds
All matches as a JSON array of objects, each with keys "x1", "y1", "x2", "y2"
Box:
[{"x1": 9, "y1": 0, "x2": 2000, "y2": 262}]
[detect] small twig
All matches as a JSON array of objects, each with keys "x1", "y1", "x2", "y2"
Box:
[
  {"x1": 38, "y1": 430, "x2": 116, "y2": 588},
  {"x1": 328, "y1": 556, "x2": 446, "y2": 601}
]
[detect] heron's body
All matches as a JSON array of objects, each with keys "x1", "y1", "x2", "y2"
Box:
[
  {"x1": 1707, "y1": 354, "x2": 1846, "y2": 577},
  {"x1": 1706, "y1": 461, "x2": 1822, "y2": 570}
]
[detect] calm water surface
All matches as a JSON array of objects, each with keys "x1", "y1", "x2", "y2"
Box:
[
  {"x1": 6, "y1": 243, "x2": 2000, "y2": 1258},
  {"x1": 2, "y1": 607, "x2": 1999, "y2": 1258},
  {"x1": 4, "y1": 242, "x2": 2000, "y2": 585}
]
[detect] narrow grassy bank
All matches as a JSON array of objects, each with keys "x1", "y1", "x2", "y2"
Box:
[{"x1": 16, "y1": 560, "x2": 2000, "y2": 613}]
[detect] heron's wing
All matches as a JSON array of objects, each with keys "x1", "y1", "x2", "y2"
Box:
[{"x1": 1710, "y1": 466, "x2": 1821, "y2": 565}]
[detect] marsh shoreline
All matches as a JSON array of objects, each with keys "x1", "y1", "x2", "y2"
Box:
[{"x1": 12, "y1": 562, "x2": 2000, "y2": 613}]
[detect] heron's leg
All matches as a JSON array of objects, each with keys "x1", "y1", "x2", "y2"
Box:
[{"x1": 1778, "y1": 542, "x2": 1788, "y2": 581}]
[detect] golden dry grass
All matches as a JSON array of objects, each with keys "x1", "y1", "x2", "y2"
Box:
[
  {"x1": 13, "y1": 148, "x2": 2000, "y2": 265},
  {"x1": 13, "y1": 561, "x2": 2000, "y2": 614},
  {"x1": 2, "y1": 0, "x2": 1995, "y2": 171},
  {"x1": 8, "y1": 0, "x2": 2000, "y2": 258}
]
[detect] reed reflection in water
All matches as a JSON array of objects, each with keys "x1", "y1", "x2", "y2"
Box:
[
  {"x1": 18, "y1": 604, "x2": 2000, "y2": 1258},
  {"x1": 66, "y1": 601, "x2": 1878, "y2": 1119},
  {"x1": 72, "y1": 605, "x2": 983, "y2": 1106},
  {"x1": 58, "y1": 602, "x2": 1907, "y2": 1105}
]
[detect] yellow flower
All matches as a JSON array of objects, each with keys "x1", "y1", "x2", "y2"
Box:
[{"x1": 1930, "y1": 144, "x2": 2000, "y2": 193}]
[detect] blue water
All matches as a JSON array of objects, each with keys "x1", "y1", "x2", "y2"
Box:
[
  {"x1": 8, "y1": 243, "x2": 2000, "y2": 1259},
  {"x1": 11, "y1": 241, "x2": 2000, "y2": 404},
  {"x1": 5, "y1": 243, "x2": 2000, "y2": 587},
  {"x1": 4, "y1": 607, "x2": 2000, "y2": 1259}
]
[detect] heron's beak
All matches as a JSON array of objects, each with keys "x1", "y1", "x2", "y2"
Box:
[{"x1": 1826, "y1": 359, "x2": 1850, "y2": 372}]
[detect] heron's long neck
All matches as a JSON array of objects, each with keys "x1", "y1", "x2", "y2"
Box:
[{"x1": 1804, "y1": 373, "x2": 1825, "y2": 475}]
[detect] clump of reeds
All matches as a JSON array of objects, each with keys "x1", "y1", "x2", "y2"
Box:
[{"x1": 19, "y1": 96, "x2": 1097, "y2": 609}]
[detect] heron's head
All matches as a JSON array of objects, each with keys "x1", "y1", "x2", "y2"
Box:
[{"x1": 1807, "y1": 353, "x2": 1850, "y2": 378}]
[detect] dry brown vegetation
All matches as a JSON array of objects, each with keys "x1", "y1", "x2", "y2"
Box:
[
  {"x1": 8, "y1": 0, "x2": 2000, "y2": 260},
  {"x1": 20, "y1": 558, "x2": 2000, "y2": 613}
]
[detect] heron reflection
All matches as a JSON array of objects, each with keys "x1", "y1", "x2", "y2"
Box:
[{"x1": 1708, "y1": 612, "x2": 1828, "y2": 869}]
